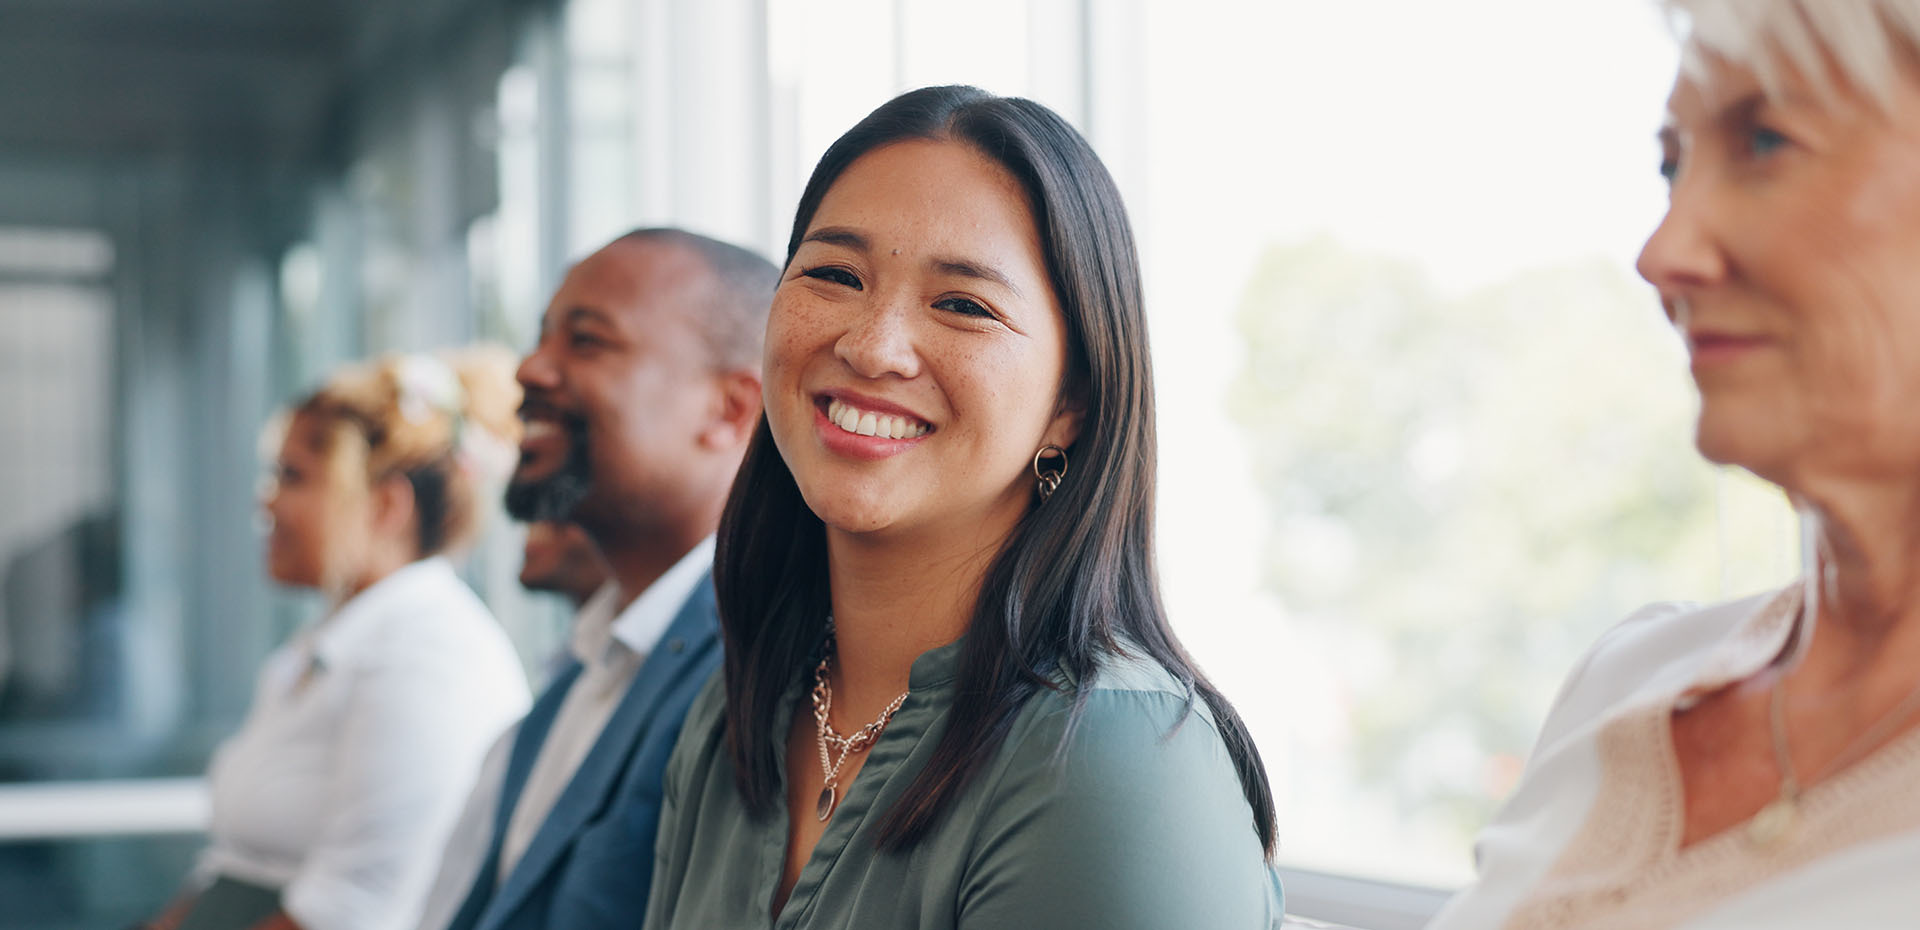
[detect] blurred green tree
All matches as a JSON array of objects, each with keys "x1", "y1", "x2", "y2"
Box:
[{"x1": 1229, "y1": 237, "x2": 1793, "y2": 837}]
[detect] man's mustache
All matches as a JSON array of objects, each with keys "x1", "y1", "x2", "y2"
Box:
[{"x1": 517, "y1": 393, "x2": 590, "y2": 434}]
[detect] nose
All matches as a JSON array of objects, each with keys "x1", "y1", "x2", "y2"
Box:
[
  {"x1": 1636, "y1": 174, "x2": 1727, "y2": 325},
  {"x1": 258, "y1": 476, "x2": 278, "y2": 519},
  {"x1": 517, "y1": 339, "x2": 560, "y2": 394},
  {"x1": 834, "y1": 292, "x2": 921, "y2": 380}
]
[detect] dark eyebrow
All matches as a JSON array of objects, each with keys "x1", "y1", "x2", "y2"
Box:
[
  {"x1": 559, "y1": 305, "x2": 616, "y2": 328},
  {"x1": 932, "y1": 257, "x2": 1023, "y2": 298},
  {"x1": 539, "y1": 305, "x2": 617, "y2": 339},
  {"x1": 800, "y1": 226, "x2": 869, "y2": 251},
  {"x1": 800, "y1": 226, "x2": 1023, "y2": 297}
]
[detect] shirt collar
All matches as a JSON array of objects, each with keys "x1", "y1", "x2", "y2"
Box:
[
  {"x1": 565, "y1": 581, "x2": 624, "y2": 668},
  {"x1": 308, "y1": 557, "x2": 459, "y2": 668},
  {"x1": 570, "y1": 536, "x2": 715, "y2": 669},
  {"x1": 907, "y1": 635, "x2": 965, "y2": 690},
  {"x1": 1675, "y1": 582, "x2": 1802, "y2": 706}
]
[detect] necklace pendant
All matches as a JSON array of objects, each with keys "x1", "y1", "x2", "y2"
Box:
[
  {"x1": 815, "y1": 785, "x2": 837, "y2": 822},
  {"x1": 1746, "y1": 796, "x2": 1798, "y2": 849}
]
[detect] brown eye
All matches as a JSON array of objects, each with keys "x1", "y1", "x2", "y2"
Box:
[
  {"x1": 933, "y1": 296, "x2": 992, "y2": 318},
  {"x1": 803, "y1": 266, "x2": 862, "y2": 289}
]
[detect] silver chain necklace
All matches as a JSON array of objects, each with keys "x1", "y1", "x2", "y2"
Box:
[{"x1": 810, "y1": 624, "x2": 910, "y2": 822}]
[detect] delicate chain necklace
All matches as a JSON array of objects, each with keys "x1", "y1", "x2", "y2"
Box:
[
  {"x1": 810, "y1": 624, "x2": 910, "y2": 822},
  {"x1": 1748, "y1": 618, "x2": 1920, "y2": 847}
]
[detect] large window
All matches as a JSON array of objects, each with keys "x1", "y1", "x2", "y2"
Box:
[
  {"x1": 1130, "y1": 0, "x2": 1797, "y2": 889},
  {"x1": 0, "y1": 230, "x2": 118, "y2": 766},
  {"x1": 0, "y1": 223, "x2": 199, "y2": 925},
  {"x1": 761, "y1": 0, "x2": 1797, "y2": 900},
  {"x1": 523, "y1": 0, "x2": 1806, "y2": 906},
  {"x1": 0, "y1": 3, "x2": 1805, "y2": 927}
]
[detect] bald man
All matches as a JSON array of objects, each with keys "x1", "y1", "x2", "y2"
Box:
[{"x1": 418, "y1": 229, "x2": 775, "y2": 930}]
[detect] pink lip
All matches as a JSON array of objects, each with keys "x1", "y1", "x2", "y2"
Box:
[
  {"x1": 812, "y1": 390, "x2": 936, "y2": 462},
  {"x1": 1686, "y1": 331, "x2": 1771, "y2": 367}
]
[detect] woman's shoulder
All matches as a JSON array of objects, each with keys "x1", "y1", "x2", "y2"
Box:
[
  {"x1": 680, "y1": 665, "x2": 731, "y2": 745},
  {"x1": 662, "y1": 667, "x2": 734, "y2": 785},
  {"x1": 998, "y1": 646, "x2": 1230, "y2": 791},
  {"x1": 1039, "y1": 644, "x2": 1212, "y2": 721},
  {"x1": 1538, "y1": 586, "x2": 1789, "y2": 743},
  {"x1": 1078, "y1": 646, "x2": 1193, "y2": 698},
  {"x1": 322, "y1": 560, "x2": 520, "y2": 687},
  {"x1": 959, "y1": 646, "x2": 1280, "y2": 926}
]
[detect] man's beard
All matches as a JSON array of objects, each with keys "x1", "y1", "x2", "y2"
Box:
[{"x1": 504, "y1": 413, "x2": 594, "y2": 523}]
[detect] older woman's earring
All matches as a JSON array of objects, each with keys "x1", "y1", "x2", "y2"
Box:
[{"x1": 1033, "y1": 445, "x2": 1069, "y2": 502}]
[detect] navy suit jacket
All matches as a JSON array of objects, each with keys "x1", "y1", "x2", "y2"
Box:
[{"x1": 442, "y1": 574, "x2": 722, "y2": 930}]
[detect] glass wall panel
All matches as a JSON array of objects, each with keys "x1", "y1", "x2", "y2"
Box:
[{"x1": 0, "y1": 2, "x2": 1811, "y2": 925}]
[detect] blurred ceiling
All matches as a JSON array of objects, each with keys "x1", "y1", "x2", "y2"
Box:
[{"x1": 0, "y1": 0, "x2": 502, "y2": 162}]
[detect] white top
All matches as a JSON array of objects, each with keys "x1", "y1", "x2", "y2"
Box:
[
  {"x1": 413, "y1": 728, "x2": 512, "y2": 930},
  {"x1": 197, "y1": 558, "x2": 530, "y2": 930},
  {"x1": 1430, "y1": 585, "x2": 1920, "y2": 930},
  {"x1": 496, "y1": 535, "x2": 714, "y2": 879}
]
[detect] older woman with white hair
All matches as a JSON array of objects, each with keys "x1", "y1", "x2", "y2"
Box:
[{"x1": 1430, "y1": 2, "x2": 1920, "y2": 927}]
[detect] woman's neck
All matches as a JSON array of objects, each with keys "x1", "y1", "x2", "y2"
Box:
[
  {"x1": 334, "y1": 545, "x2": 415, "y2": 606},
  {"x1": 1797, "y1": 479, "x2": 1920, "y2": 687},
  {"x1": 823, "y1": 514, "x2": 1011, "y2": 716}
]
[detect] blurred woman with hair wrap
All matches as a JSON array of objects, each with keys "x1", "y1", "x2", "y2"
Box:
[{"x1": 146, "y1": 348, "x2": 531, "y2": 930}]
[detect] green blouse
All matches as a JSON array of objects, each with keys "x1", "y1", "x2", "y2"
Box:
[{"x1": 643, "y1": 639, "x2": 1285, "y2": 929}]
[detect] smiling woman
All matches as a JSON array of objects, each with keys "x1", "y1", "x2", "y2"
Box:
[
  {"x1": 766, "y1": 138, "x2": 1078, "y2": 537},
  {"x1": 642, "y1": 85, "x2": 1283, "y2": 930}
]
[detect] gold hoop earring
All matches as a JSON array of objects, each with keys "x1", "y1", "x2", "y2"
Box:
[{"x1": 1032, "y1": 445, "x2": 1068, "y2": 502}]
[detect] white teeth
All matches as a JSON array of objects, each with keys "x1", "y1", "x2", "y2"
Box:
[
  {"x1": 829, "y1": 400, "x2": 859, "y2": 432},
  {"x1": 522, "y1": 421, "x2": 559, "y2": 440},
  {"x1": 823, "y1": 398, "x2": 930, "y2": 440}
]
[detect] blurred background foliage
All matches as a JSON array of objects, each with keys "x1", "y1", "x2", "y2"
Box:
[{"x1": 1230, "y1": 237, "x2": 1796, "y2": 840}]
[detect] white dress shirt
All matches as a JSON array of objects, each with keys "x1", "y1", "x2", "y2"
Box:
[
  {"x1": 496, "y1": 535, "x2": 714, "y2": 880},
  {"x1": 197, "y1": 558, "x2": 530, "y2": 930},
  {"x1": 409, "y1": 582, "x2": 621, "y2": 930},
  {"x1": 1431, "y1": 585, "x2": 1920, "y2": 929}
]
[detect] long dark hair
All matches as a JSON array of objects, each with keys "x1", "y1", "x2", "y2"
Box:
[{"x1": 714, "y1": 85, "x2": 1277, "y2": 855}]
